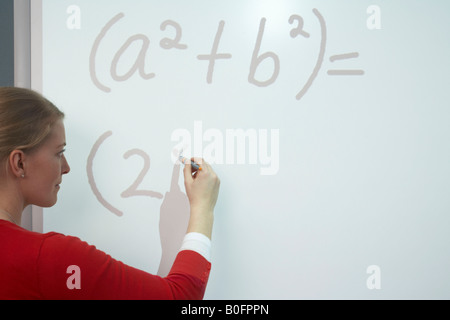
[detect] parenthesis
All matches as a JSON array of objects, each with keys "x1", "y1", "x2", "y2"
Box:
[
  {"x1": 89, "y1": 13, "x2": 125, "y2": 93},
  {"x1": 87, "y1": 131, "x2": 124, "y2": 217},
  {"x1": 295, "y1": 8, "x2": 327, "y2": 101}
]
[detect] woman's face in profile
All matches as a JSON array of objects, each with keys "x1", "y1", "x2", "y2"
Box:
[{"x1": 21, "y1": 119, "x2": 71, "y2": 207}]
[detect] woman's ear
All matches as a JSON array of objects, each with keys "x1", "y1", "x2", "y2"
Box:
[{"x1": 9, "y1": 150, "x2": 26, "y2": 178}]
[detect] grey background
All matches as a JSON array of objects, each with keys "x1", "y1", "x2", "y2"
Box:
[{"x1": 0, "y1": 0, "x2": 14, "y2": 87}]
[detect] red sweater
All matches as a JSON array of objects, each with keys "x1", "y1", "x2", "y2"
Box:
[{"x1": 0, "y1": 220, "x2": 211, "y2": 300}]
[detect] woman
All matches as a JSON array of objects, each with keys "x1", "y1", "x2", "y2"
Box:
[{"x1": 0, "y1": 87, "x2": 220, "y2": 300}]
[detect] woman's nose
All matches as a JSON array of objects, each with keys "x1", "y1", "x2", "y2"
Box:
[{"x1": 62, "y1": 154, "x2": 71, "y2": 175}]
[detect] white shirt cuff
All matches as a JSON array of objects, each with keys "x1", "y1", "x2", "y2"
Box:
[{"x1": 180, "y1": 232, "x2": 211, "y2": 262}]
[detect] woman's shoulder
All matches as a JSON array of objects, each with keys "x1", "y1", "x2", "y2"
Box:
[
  {"x1": 0, "y1": 220, "x2": 60, "y2": 249},
  {"x1": 0, "y1": 220, "x2": 72, "y2": 299},
  {"x1": 0, "y1": 220, "x2": 110, "y2": 299},
  {"x1": 0, "y1": 220, "x2": 94, "y2": 258}
]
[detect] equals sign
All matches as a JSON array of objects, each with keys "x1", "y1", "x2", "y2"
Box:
[{"x1": 327, "y1": 52, "x2": 364, "y2": 76}]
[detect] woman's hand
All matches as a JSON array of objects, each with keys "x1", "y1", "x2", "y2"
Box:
[{"x1": 183, "y1": 158, "x2": 220, "y2": 239}]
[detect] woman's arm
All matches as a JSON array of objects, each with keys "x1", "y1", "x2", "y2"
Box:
[{"x1": 37, "y1": 160, "x2": 220, "y2": 300}]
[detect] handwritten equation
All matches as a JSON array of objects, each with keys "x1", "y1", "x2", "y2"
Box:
[{"x1": 89, "y1": 8, "x2": 365, "y2": 101}]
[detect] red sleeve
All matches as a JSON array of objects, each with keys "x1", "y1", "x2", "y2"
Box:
[{"x1": 37, "y1": 234, "x2": 211, "y2": 300}]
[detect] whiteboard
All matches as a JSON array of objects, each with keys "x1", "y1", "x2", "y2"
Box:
[{"x1": 31, "y1": 0, "x2": 450, "y2": 299}]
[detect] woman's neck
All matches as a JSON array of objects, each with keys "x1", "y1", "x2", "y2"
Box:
[
  {"x1": 0, "y1": 209, "x2": 20, "y2": 225},
  {"x1": 0, "y1": 176, "x2": 26, "y2": 226}
]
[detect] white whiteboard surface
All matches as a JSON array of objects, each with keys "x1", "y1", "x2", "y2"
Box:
[{"x1": 31, "y1": 0, "x2": 450, "y2": 299}]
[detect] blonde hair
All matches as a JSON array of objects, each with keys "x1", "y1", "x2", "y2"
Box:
[{"x1": 0, "y1": 87, "x2": 64, "y2": 163}]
